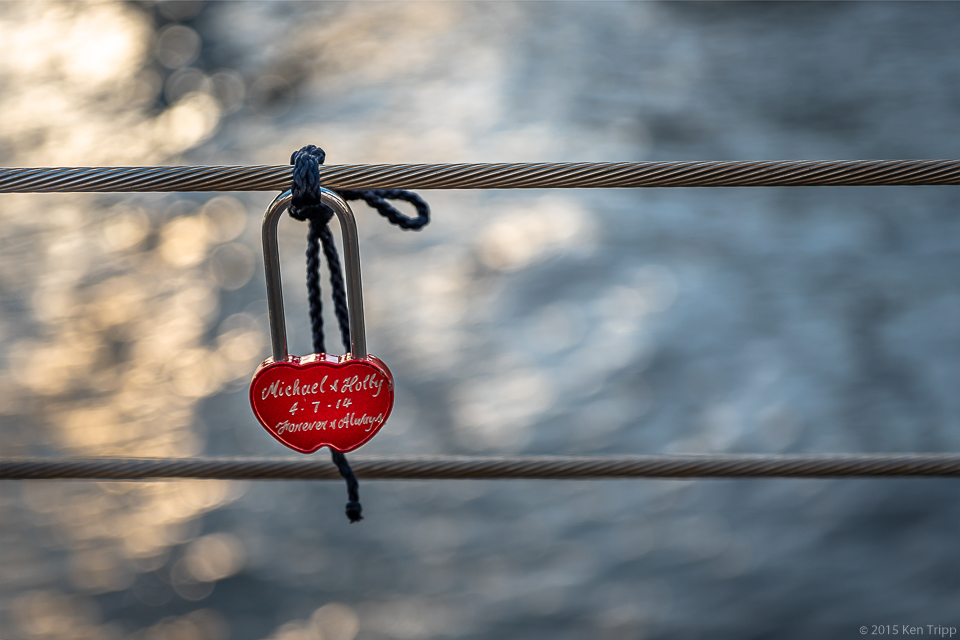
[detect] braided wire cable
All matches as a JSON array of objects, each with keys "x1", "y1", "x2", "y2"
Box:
[
  {"x1": 1, "y1": 160, "x2": 958, "y2": 192},
  {"x1": 3, "y1": 162, "x2": 958, "y2": 485},
  {"x1": 1, "y1": 454, "x2": 957, "y2": 480}
]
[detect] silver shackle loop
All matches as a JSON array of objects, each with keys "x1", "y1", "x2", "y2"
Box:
[{"x1": 262, "y1": 189, "x2": 367, "y2": 362}]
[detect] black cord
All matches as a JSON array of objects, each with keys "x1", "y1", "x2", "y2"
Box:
[
  {"x1": 289, "y1": 145, "x2": 430, "y2": 522},
  {"x1": 338, "y1": 189, "x2": 430, "y2": 230}
]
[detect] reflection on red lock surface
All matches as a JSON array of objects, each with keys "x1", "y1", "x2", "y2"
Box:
[
  {"x1": 251, "y1": 189, "x2": 394, "y2": 454},
  {"x1": 250, "y1": 354, "x2": 394, "y2": 453}
]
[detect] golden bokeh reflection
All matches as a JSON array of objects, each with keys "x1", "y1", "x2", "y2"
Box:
[{"x1": 0, "y1": 4, "x2": 261, "y2": 638}]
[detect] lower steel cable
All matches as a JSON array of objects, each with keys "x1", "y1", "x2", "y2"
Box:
[
  {"x1": 0, "y1": 159, "x2": 958, "y2": 193},
  {"x1": 1, "y1": 454, "x2": 957, "y2": 480}
]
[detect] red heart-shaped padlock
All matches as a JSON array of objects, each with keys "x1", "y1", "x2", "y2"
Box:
[
  {"x1": 252, "y1": 189, "x2": 400, "y2": 455},
  {"x1": 250, "y1": 354, "x2": 394, "y2": 453}
]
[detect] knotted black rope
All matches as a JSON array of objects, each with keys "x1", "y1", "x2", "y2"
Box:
[{"x1": 289, "y1": 145, "x2": 430, "y2": 522}]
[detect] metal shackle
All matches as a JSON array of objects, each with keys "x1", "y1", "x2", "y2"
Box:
[{"x1": 261, "y1": 188, "x2": 367, "y2": 362}]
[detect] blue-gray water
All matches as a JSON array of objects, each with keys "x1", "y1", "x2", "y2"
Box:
[{"x1": 1, "y1": 3, "x2": 958, "y2": 639}]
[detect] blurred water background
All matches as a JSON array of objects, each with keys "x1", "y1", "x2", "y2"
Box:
[{"x1": 1, "y1": 2, "x2": 958, "y2": 639}]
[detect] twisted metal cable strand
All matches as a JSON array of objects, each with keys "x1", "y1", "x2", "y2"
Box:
[
  {"x1": 1, "y1": 454, "x2": 957, "y2": 480},
  {"x1": 1, "y1": 160, "x2": 958, "y2": 193}
]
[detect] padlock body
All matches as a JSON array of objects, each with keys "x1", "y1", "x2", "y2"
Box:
[{"x1": 249, "y1": 354, "x2": 394, "y2": 453}]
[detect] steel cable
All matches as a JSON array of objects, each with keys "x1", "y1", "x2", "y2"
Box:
[
  {"x1": 1, "y1": 454, "x2": 957, "y2": 480},
  {"x1": 3, "y1": 162, "x2": 958, "y2": 485},
  {"x1": 1, "y1": 160, "x2": 958, "y2": 193}
]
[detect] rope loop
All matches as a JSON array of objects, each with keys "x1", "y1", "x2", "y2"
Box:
[
  {"x1": 340, "y1": 189, "x2": 430, "y2": 230},
  {"x1": 289, "y1": 146, "x2": 431, "y2": 230}
]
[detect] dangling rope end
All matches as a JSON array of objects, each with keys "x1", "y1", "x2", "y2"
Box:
[
  {"x1": 345, "y1": 501, "x2": 364, "y2": 523},
  {"x1": 329, "y1": 448, "x2": 363, "y2": 524}
]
